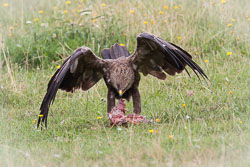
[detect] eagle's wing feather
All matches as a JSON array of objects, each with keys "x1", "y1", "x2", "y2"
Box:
[
  {"x1": 130, "y1": 32, "x2": 208, "y2": 81},
  {"x1": 38, "y1": 47, "x2": 107, "y2": 128}
]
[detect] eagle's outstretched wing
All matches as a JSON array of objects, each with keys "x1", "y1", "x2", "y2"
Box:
[
  {"x1": 38, "y1": 47, "x2": 107, "y2": 128},
  {"x1": 130, "y1": 32, "x2": 208, "y2": 80}
]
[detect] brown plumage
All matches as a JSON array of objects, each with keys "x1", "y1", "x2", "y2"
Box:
[{"x1": 38, "y1": 32, "x2": 208, "y2": 128}]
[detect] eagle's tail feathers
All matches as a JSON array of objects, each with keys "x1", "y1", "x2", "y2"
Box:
[{"x1": 101, "y1": 43, "x2": 130, "y2": 59}]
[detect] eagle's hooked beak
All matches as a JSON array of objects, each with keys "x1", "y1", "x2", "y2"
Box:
[{"x1": 118, "y1": 90, "x2": 123, "y2": 97}]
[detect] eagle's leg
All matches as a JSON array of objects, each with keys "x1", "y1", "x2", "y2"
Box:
[
  {"x1": 107, "y1": 89, "x2": 116, "y2": 113},
  {"x1": 132, "y1": 87, "x2": 141, "y2": 114}
]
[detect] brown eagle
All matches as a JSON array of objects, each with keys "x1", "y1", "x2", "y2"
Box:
[{"x1": 38, "y1": 32, "x2": 208, "y2": 128}]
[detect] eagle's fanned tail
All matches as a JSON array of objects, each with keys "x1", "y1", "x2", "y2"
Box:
[{"x1": 101, "y1": 43, "x2": 131, "y2": 60}]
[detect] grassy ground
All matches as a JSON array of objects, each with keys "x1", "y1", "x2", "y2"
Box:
[{"x1": 0, "y1": 0, "x2": 249, "y2": 166}]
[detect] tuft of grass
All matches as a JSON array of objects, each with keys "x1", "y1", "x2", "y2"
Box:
[{"x1": 0, "y1": 0, "x2": 250, "y2": 166}]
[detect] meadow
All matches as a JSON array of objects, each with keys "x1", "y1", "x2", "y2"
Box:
[{"x1": 0, "y1": 0, "x2": 249, "y2": 166}]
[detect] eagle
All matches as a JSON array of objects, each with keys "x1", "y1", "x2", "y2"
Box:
[{"x1": 37, "y1": 32, "x2": 208, "y2": 128}]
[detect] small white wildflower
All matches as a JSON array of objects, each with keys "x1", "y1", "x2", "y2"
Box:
[
  {"x1": 54, "y1": 154, "x2": 61, "y2": 158},
  {"x1": 194, "y1": 145, "x2": 200, "y2": 149},
  {"x1": 185, "y1": 115, "x2": 191, "y2": 119},
  {"x1": 52, "y1": 33, "x2": 57, "y2": 39},
  {"x1": 193, "y1": 138, "x2": 200, "y2": 142},
  {"x1": 26, "y1": 21, "x2": 32, "y2": 24},
  {"x1": 25, "y1": 152, "x2": 30, "y2": 157},
  {"x1": 41, "y1": 23, "x2": 48, "y2": 28},
  {"x1": 96, "y1": 150, "x2": 103, "y2": 154},
  {"x1": 80, "y1": 11, "x2": 92, "y2": 16}
]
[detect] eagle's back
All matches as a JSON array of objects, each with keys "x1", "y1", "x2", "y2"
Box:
[{"x1": 101, "y1": 43, "x2": 130, "y2": 60}]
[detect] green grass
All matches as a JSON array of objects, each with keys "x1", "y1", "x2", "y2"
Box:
[{"x1": 0, "y1": 0, "x2": 250, "y2": 166}]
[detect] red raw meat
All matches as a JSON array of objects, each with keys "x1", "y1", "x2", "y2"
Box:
[{"x1": 109, "y1": 99, "x2": 148, "y2": 126}]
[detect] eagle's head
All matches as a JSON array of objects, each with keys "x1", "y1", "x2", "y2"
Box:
[{"x1": 107, "y1": 58, "x2": 135, "y2": 97}]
